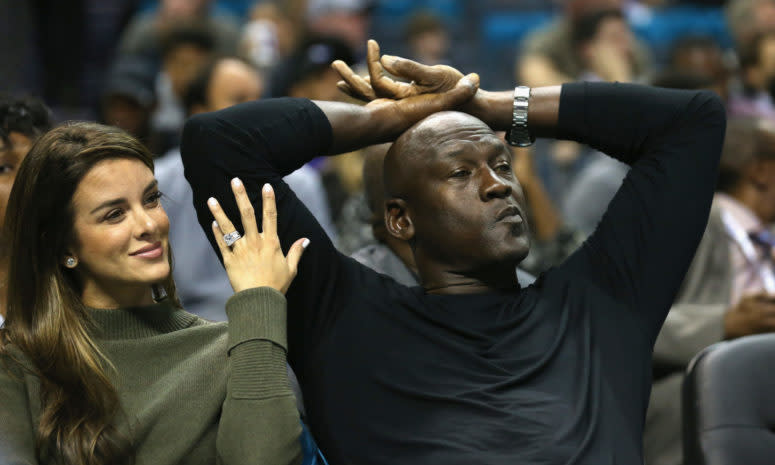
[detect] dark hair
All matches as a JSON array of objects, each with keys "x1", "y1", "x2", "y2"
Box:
[
  {"x1": 0, "y1": 122, "x2": 180, "y2": 465},
  {"x1": 160, "y1": 21, "x2": 217, "y2": 61},
  {"x1": 668, "y1": 35, "x2": 722, "y2": 67},
  {"x1": 405, "y1": 11, "x2": 446, "y2": 42},
  {"x1": 739, "y1": 30, "x2": 775, "y2": 70},
  {"x1": 182, "y1": 55, "x2": 255, "y2": 116},
  {"x1": 0, "y1": 95, "x2": 53, "y2": 149},
  {"x1": 270, "y1": 35, "x2": 355, "y2": 97},
  {"x1": 718, "y1": 117, "x2": 775, "y2": 192},
  {"x1": 652, "y1": 71, "x2": 715, "y2": 90},
  {"x1": 571, "y1": 9, "x2": 624, "y2": 47}
]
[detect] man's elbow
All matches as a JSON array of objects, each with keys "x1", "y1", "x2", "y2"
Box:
[{"x1": 690, "y1": 90, "x2": 727, "y2": 131}]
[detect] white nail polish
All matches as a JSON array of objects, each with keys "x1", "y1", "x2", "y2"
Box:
[
  {"x1": 208, "y1": 197, "x2": 217, "y2": 206},
  {"x1": 302, "y1": 238, "x2": 310, "y2": 248},
  {"x1": 232, "y1": 177, "x2": 242, "y2": 187},
  {"x1": 263, "y1": 183, "x2": 271, "y2": 193}
]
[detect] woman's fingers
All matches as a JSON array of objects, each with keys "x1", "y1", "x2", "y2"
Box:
[
  {"x1": 231, "y1": 178, "x2": 259, "y2": 237},
  {"x1": 208, "y1": 196, "x2": 238, "y2": 241},
  {"x1": 261, "y1": 183, "x2": 278, "y2": 239},
  {"x1": 286, "y1": 237, "x2": 310, "y2": 277},
  {"x1": 211, "y1": 220, "x2": 231, "y2": 258}
]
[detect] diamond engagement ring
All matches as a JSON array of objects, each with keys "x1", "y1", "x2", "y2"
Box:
[{"x1": 223, "y1": 231, "x2": 242, "y2": 247}]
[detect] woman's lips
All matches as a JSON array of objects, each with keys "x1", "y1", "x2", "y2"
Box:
[{"x1": 130, "y1": 242, "x2": 163, "y2": 259}]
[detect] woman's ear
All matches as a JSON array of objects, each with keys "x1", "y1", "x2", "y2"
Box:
[
  {"x1": 384, "y1": 198, "x2": 415, "y2": 241},
  {"x1": 63, "y1": 253, "x2": 78, "y2": 269}
]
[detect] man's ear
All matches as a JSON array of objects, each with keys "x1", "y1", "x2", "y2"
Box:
[{"x1": 385, "y1": 198, "x2": 414, "y2": 241}]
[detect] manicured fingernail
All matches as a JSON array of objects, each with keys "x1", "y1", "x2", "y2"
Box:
[
  {"x1": 207, "y1": 197, "x2": 217, "y2": 206},
  {"x1": 263, "y1": 183, "x2": 271, "y2": 193},
  {"x1": 213, "y1": 220, "x2": 218, "y2": 228},
  {"x1": 302, "y1": 238, "x2": 310, "y2": 249},
  {"x1": 232, "y1": 177, "x2": 242, "y2": 187}
]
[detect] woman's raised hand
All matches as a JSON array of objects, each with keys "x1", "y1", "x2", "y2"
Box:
[{"x1": 207, "y1": 178, "x2": 308, "y2": 294}]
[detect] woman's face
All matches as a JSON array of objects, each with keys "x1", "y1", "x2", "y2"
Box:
[{"x1": 69, "y1": 158, "x2": 170, "y2": 307}]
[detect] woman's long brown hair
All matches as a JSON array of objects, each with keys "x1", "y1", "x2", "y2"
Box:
[{"x1": 0, "y1": 122, "x2": 180, "y2": 465}]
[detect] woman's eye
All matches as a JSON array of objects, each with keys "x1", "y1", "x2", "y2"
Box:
[
  {"x1": 0, "y1": 164, "x2": 14, "y2": 174},
  {"x1": 145, "y1": 191, "x2": 162, "y2": 206},
  {"x1": 105, "y1": 209, "x2": 124, "y2": 221}
]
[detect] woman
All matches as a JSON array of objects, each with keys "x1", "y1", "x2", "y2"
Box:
[{"x1": 0, "y1": 122, "x2": 309, "y2": 465}]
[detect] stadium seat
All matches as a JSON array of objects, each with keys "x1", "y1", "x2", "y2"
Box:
[{"x1": 683, "y1": 334, "x2": 775, "y2": 465}]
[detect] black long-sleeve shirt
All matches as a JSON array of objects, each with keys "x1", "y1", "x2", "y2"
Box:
[{"x1": 181, "y1": 83, "x2": 726, "y2": 465}]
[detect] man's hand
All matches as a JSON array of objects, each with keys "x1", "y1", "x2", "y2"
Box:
[
  {"x1": 723, "y1": 293, "x2": 775, "y2": 339},
  {"x1": 333, "y1": 40, "x2": 464, "y2": 101}
]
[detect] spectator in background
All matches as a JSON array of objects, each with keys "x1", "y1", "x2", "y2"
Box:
[
  {"x1": 572, "y1": 9, "x2": 639, "y2": 83},
  {"x1": 241, "y1": 2, "x2": 301, "y2": 74},
  {"x1": 405, "y1": 11, "x2": 453, "y2": 66},
  {"x1": 726, "y1": 0, "x2": 775, "y2": 49},
  {"x1": 728, "y1": 30, "x2": 775, "y2": 120},
  {"x1": 305, "y1": 0, "x2": 374, "y2": 60},
  {"x1": 155, "y1": 55, "x2": 335, "y2": 320},
  {"x1": 646, "y1": 117, "x2": 775, "y2": 465},
  {"x1": 117, "y1": 0, "x2": 240, "y2": 62},
  {"x1": 0, "y1": 96, "x2": 53, "y2": 322},
  {"x1": 100, "y1": 56, "x2": 164, "y2": 155},
  {"x1": 152, "y1": 22, "x2": 217, "y2": 156},
  {"x1": 517, "y1": 0, "x2": 652, "y2": 87},
  {"x1": 272, "y1": 36, "x2": 357, "y2": 250},
  {"x1": 666, "y1": 35, "x2": 731, "y2": 102}
]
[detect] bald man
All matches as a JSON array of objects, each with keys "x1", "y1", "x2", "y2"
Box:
[{"x1": 181, "y1": 44, "x2": 725, "y2": 465}]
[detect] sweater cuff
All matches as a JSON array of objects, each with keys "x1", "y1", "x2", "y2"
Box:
[{"x1": 226, "y1": 287, "x2": 287, "y2": 353}]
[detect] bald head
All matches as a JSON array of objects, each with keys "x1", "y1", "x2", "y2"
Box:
[{"x1": 384, "y1": 111, "x2": 497, "y2": 199}]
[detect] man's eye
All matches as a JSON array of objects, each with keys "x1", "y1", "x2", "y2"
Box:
[
  {"x1": 496, "y1": 163, "x2": 511, "y2": 172},
  {"x1": 451, "y1": 169, "x2": 470, "y2": 178}
]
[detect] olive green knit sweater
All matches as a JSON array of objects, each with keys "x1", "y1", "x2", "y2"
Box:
[{"x1": 0, "y1": 287, "x2": 302, "y2": 465}]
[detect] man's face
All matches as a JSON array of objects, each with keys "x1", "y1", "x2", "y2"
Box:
[
  {"x1": 0, "y1": 132, "x2": 33, "y2": 231},
  {"x1": 398, "y1": 117, "x2": 530, "y2": 273},
  {"x1": 206, "y1": 59, "x2": 263, "y2": 112}
]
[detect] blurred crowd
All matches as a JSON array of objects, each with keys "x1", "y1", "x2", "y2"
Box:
[{"x1": 4, "y1": 0, "x2": 775, "y2": 463}]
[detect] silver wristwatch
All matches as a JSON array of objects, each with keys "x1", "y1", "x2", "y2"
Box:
[{"x1": 505, "y1": 86, "x2": 535, "y2": 147}]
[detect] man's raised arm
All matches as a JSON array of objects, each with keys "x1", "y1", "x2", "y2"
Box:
[
  {"x1": 180, "y1": 73, "x2": 478, "y2": 366},
  {"x1": 341, "y1": 50, "x2": 725, "y2": 339}
]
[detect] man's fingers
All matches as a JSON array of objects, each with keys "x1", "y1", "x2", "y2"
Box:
[
  {"x1": 261, "y1": 183, "x2": 278, "y2": 239},
  {"x1": 381, "y1": 55, "x2": 429, "y2": 81},
  {"x1": 434, "y1": 73, "x2": 479, "y2": 108},
  {"x1": 231, "y1": 178, "x2": 259, "y2": 237},
  {"x1": 332, "y1": 60, "x2": 376, "y2": 100},
  {"x1": 207, "y1": 197, "x2": 238, "y2": 239},
  {"x1": 286, "y1": 237, "x2": 310, "y2": 276}
]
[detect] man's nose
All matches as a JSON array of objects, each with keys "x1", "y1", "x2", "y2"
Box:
[{"x1": 481, "y1": 168, "x2": 512, "y2": 200}]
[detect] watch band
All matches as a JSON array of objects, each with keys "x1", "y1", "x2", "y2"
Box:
[{"x1": 506, "y1": 86, "x2": 535, "y2": 147}]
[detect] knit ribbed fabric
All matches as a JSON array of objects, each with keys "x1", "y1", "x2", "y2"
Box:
[{"x1": 0, "y1": 287, "x2": 302, "y2": 465}]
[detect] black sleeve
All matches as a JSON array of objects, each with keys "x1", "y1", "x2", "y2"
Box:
[
  {"x1": 180, "y1": 98, "x2": 360, "y2": 370},
  {"x1": 555, "y1": 82, "x2": 726, "y2": 339}
]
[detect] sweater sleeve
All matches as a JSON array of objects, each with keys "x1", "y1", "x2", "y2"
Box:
[
  {"x1": 0, "y1": 353, "x2": 38, "y2": 464},
  {"x1": 556, "y1": 82, "x2": 726, "y2": 339},
  {"x1": 216, "y1": 287, "x2": 302, "y2": 465},
  {"x1": 181, "y1": 98, "x2": 360, "y2": 371}
]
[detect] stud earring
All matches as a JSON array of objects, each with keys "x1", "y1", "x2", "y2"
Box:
[{"x1": 65, "y1": 257, "x2": 77, "y2": 268}]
